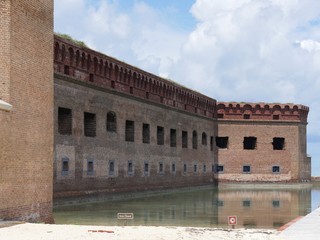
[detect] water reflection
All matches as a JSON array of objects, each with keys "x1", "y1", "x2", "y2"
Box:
[{"x1": 54, "y1": 186, "x2": 315, "y2": 229}]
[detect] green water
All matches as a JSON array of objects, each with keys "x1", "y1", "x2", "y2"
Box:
[{"x1": 54, "y1": 184, "x2": 320, "y2": 229}]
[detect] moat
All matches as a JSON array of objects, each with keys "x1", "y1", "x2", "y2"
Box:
[{"x1": 53, "y1": 183, "x2": 320, "y2": 229}]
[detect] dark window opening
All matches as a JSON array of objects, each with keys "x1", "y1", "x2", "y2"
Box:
[
  {"x1": 84, "y1": 112, "x2": 96, "y2": 137},
  {"x1": 58, "y1": 107, "x2": 72, "y2": 135},
  {"x1": 273, "y1": 115, "x2": 280, "y2": 120},
  {"x1": 243, "y1": 165, "x2": 251, "y2": 173},
  {"x1": 243, "y1": 137, "x2": 257, "y2": 150},
  {"x1": 142, "y1": 123, "x2": 150, "y2": 144},
  {"x1": 216, "y1": 137, "x2": 229, "y2": 149},
  {"x1": 144, "y1": 162, "x2": 149, "y2": 174},
  {"x1": 202, "y1": 132, "x2": 207, "y2": 145},
  {"x1": 243, "y1": 200, "x2": 251, "y2": 207},
  {"x1": 210, "y1": 136, "x2": 214, "y2": 151},
  {"x1": 273, "y1": 137, "x2": 285, "y2": 150},
  {"x1": 111, "y1": 81, "x2": 115, "y2": 88},
  {"x1": 128, "y1": 161, "x2": 133, "y2": 175},
  {"x1": 130, "y1": 87, "x2": 133, "y2": 94},
  {"x1": 87, "y1": 160, "x2": 94, "y2": 175},
  {"x1": 89, "y1": 73, "x2": 94, "y2": 82},
  {"x1": 244, "y1": 114, "x2": 250, "y2": 119},
  {"x1": 64, "y1": 65, "x2": 69, "y2": 75},
  {"x1": 159, "y1": 162, "x2": 164, "y2": 174},
  {"x1": 170, "y1": 129, "x2": 177, "y2": 147},
  {"x1": 216, "y1": 165, "x2": 224, "y2": 173},
  {"x1": 203, "y1": 164, "x2": 206, "y2": 173},
  {"x1": 272, "y1": 166, "x2": 280, "y2": 173},
  {"x1": 272, "y1": 200, "x2": 280, "y2": 208},
  {"x1": 217, "y1": 114, "x2": 224, "y2": 118},
  {"x1": 192, "y1": 131, "x2": 198, "y2": 149},
  {"x1": 183, "y1": 164, "x2": 187, "y2": 173},
  {"x1": 125, "y1": 120, "x2": 135, "y2": 142},
  {"x1": 217, "y1": 200, "x2": 224, "y2": 207},
  {"x1": 106, "y1": 111, "x2": 117, "y2": 132},
  {"x1": 62, "y1": 158, "x2": 69, "y2": 174},
  {"x1": 182, "y1": 131, "x2": 188, "y2": 148},
  {"x1": 109, "y1": 161, "x2": 115, "y2": 175},
  {"x1": 157, "y1": 126, "x2": 164, "y2": 145},
  {"x1": 146, "y1": 92, "x2": 149, "y2": 99},
  {"x1": 172, "y1": 163, "x2": 176, "y2": 173},
  {"x1": 194, "y1": 164, "x2": 197, "y2": 173}
]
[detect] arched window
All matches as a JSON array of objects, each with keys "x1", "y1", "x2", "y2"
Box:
[
  {"x1": 193, "y1": 130, "x2": 198, "y2": 149},
  {"x1": 202, "y1": 132, "x2": 207, "y2": 145},
  {"x1": 106, "y1": 111, "x2": 117, "y2": 132}
]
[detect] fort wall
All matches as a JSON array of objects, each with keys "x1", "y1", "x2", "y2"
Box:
[
  {"x1": 216, "y1": 102, "x2": 310, "y2": 182},
  {"x1": 54, "y1": 74, "x2": 217, "y2": 197},
  {"x1": 0, "y1": 0, "x2": 53, "y2": 222}
]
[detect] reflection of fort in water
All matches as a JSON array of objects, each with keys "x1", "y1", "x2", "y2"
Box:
[
  {"x1": 54, "y1": 187, "x2": 311, "y2": 228},
  {"x1": 216, "y1": 187, "x2": 311, "y2": 228}
]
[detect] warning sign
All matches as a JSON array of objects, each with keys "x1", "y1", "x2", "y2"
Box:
[{"x1": 228, "y1": 216, "x2": 237, "y2": 225}]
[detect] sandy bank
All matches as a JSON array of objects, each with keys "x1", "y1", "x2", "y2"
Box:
[{"x1": 0, "y1": 223, "x2": 282, "y2": 240}]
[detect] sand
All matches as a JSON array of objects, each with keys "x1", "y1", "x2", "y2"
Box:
[{"x1": 0, "y1": 223, "x2": 283, "y2": 240}]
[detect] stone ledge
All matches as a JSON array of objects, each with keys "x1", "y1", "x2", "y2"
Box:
[{"x1": 0, "y1": 99, "x2": 12, "y2": 112}]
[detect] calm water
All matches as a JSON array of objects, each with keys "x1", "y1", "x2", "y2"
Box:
[{"x1": 54, "y1": 184, "x2": 320, "y2": 229}]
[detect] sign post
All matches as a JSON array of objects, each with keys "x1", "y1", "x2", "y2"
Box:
[
  {"x1": 228, "y1": 215, "x2": 237, "y2": 229},
  {"x1": 117, "y1": 213, "x2": 134, "y2": 226}
]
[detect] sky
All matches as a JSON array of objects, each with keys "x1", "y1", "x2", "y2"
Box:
[{"x1": 54, "y1": 0, "x2": 320, "y2": 176}]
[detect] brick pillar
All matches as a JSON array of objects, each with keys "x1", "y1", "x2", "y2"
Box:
[{"x1": 0, "y1": 0, "x2": 53, "y2": 223}]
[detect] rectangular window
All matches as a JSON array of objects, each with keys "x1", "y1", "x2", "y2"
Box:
[
  {"x1": 272, "y1": 166, "x2": 280, "y2": 173},
  {"x1": 142, "y1": 123, "x2": 150, "y2": 143},
  {"x1": 273, "y1": 137, "x2": 285, "y2": 150},
  {"x1": 64, "y1": 65, "x2": 70, "y2": 75},
  {"x1": 194, "y1": 164, "x2": 197, "y2": 173},
  {"x1": 172, "y1": 163, "x2": 176, "y2": 173},
  {"x1": 216, "y1": 137, "x2": 229, "y2": 149},
  {"x1": 216, "y1": 165, "x2": 224, "y2": 173},
  {"x1": 183, "y1": 164, "x2": 187, "y2": 173},
  {"x1": 243, "y1": 200, "x2": 251, "y2": 207},
  {"x1": 170, "y1": 129, "x2": 177, "y2": 147},
  {"x1": 62, "y1": 157, "x2": 69, "y2": 175},
  {"x1": 210, "y1": 136, "x2": 214, "y2": 151},
  {"x1": 128, "y1": 161, "x2": 133, "y2": 175},
  {"x1": 87, "y1": 160, "x2": 94, "y2": 175},
  {"x1": 244, "y1": 114, "x2": 250, "y2": 119},
  {"x1": 89, "y1": 73, "x2": 94, "y2": 82},
  {"x1": 273, "y1": 115, "x2": 280, "y2": 120},
  {"x1": 243, "y1": 165, "x2": 251, "y2": 173},
  {"x1": 217, "y1": 114, "x2": 224, "y2": 119},
  {"x1": 84, "y1": 112, "x2": 96, "y2": 137},
  {"x1": 125, "y1": 120, "x2": 135, "y2": 142},
  {"x1": 203, "y1": 164, "x2": 206, "y2": 173},
  {"x1": 159, "y1": 162, "x2": 164, "y2": 174},
  {"x1": 157, "y1": 126, "x2": 164, "y2": 145},
  {"x1": 144, "y1": 162, "x2": 149, "y2": 175},
  {"x1": 109, "y1": 160, "x2": 115, "y2": 176},
  {"x1": 243, "y1": 137, "x2": 257, "y2": 150},
  {"x1": 182, "y1": 131, "x2": 188, "y2": 148},
  {"x1": 58, "y1": 107, "x2": 72, "y2": 135},
  {"x1": 272, "y1": 200, "x2": 280, "y2": 208}
]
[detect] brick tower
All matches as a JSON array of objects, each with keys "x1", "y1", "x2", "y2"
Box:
[{"x1": 0, "y1": 0, "x2": 53, "y2": 222}]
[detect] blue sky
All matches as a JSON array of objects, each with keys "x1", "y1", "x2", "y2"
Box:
[{"x1": 54, "y1": 0, "x2": 320, "y2": 176}]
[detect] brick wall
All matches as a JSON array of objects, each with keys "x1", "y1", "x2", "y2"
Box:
[
  {"x1": 53, "y1": 74, "x2": 217, "y2": 198},
  {"x1": 0, "y1": 0, "x2": 53, "y2": 222}
]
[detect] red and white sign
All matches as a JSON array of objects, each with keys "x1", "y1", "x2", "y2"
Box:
[{"x1": 228, "y1": 216, "x2": 237, "y2": 225}]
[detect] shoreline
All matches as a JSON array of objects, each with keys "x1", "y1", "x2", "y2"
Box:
[{"x1": 0, "y1": 223, "x2": 282, "y2": 240}]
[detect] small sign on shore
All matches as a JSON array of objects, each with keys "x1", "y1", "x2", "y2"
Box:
[
  {"x1": 228, "y1": 215, "x2": 237, "y2": 228},
  {"x1": 117, "y1": 213, "x2": 134, "y2": 220}
]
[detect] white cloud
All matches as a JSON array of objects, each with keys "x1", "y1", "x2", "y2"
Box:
[
  {"x1": 300, "y1": 39, "x2": 320, "y2": 52},
  {"x1": 55, "y1": 0, "x2": 320, "y2": 173}
]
